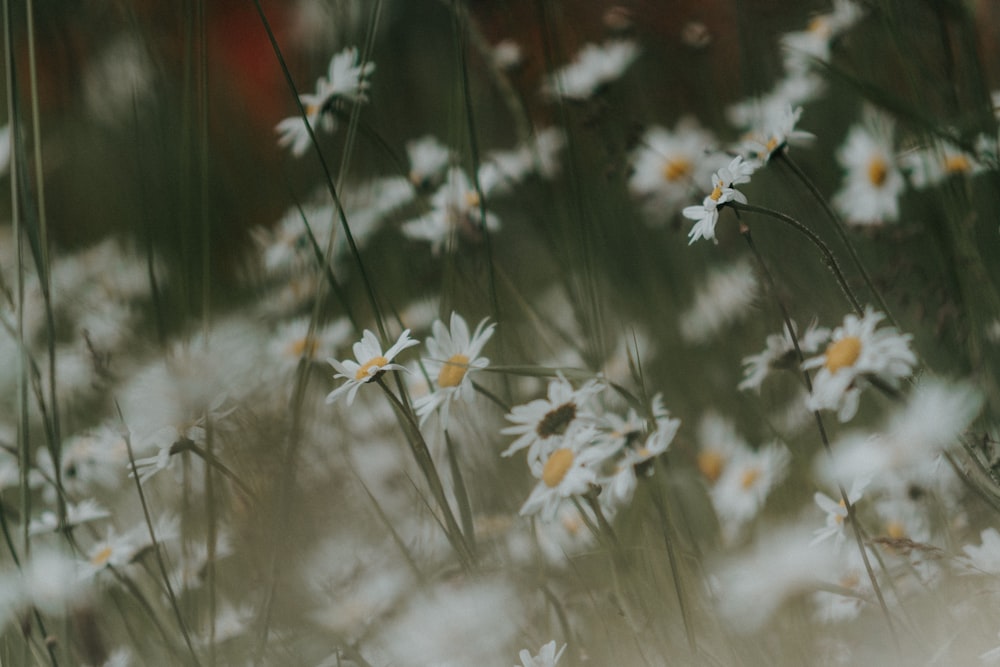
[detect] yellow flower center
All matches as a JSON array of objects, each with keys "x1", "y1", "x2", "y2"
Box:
[
  {"x1": 835, "y1": 498, "x2": 846, "y2": 524},
  {"x1": 808, "y1": 17, "x2": 831, "y2": 37},
  {"x1": 840, "y1": 571, "x2": 860, "y2": 589},
  {"x1": 823, "y1": 336, "x2": 862, "y2": 373},
  {"x1": 437, "y1": 353, "x2": 470, "y2": 388},
  {"x1": 562, "y1": 512, "x2": 583, "y2": 535},
  {"x1": 886, "y1": 521, "x2": 906, "y2": 539},
  {"x1": 91, "y1": 546, "x2": 113, "y2": 567},
  {"x1": 697, "y1": 450, "x2": 724, "y2": 483},
  {"x1": 867, "y1": 157, "x2": 888, "y2": 187},
  {"x1": 944, "y1": 154, "x2": 971, "y2": 173},
  {"x1": 305, "y1": 103, "x2": 319, "y2": 116},
  {"x1": 740, "y1": 467, "x2": 761, "y2": 490},
  {"x1": 661, "y1": 158, "x2": 692, "y2": 183},
  {"x1": 465, "y1": 191, "x2": 481, "y2": 210},
  {"x1": 287, "y1": 337, "x2": 318, "y2": 358},
  {"x1": 355, "y1": 356, "x2": 388, "y2": 381},
  {"x1": 765, "y1": 136, "x2": 780, "y2": 153},
  {"x1": 542, "y1": 448, "x2": 575, "y2": 488},
  {"x1": 709, "y1": 184, "x2": 724, "y2": 201}
]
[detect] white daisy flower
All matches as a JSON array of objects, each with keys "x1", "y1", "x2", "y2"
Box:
[
  {"x1": 902, "y1": 139, "x2": 984, "y2": 189},
  {"x1": 738, "y1": 104, "x2": 815, "y2": 163},
  {"x1": 780, "y1": 0, "x2": 863, "y2": 77},
  {"x1": 810, "y1": 476, "x2": 868, "y2": 548},
  {"x1": 326, "y1": 329, "x2": 420, "y2": 405},
  {"x1": 517, "y1": 640, "x2": 566, "y2": 667},
  {"x1": 500, "y1": 374, "x2": 604, "y2": 464},
  {"x1": 679, "y1": 259, "x2": 758, "y2": 342},
  {"x1": 694, "y1": 412, "x2": 750, "y2": 486},
  {"x1": 401, "y1": 167, "x2": 501, "y2": 254},
  {"x1": 832, "y1": 112, "x2": 904, "y2": 225},
  {"x1": 628, "y1": 118, "x2": 723, "y2": 221},
  {"x1": 802, "y1": 307, "x2": 916, "y2": 421},
  {"x1": 601, "y1": 394, "x2": 680, "y2": 509},
  {"x1": 406, "y1": 135, "x2": 452, "y2": 189},
  {"x1": 543, "y1": 40, "x2": 639, "y2": 100},
  {"x1": 414, "y1": 313, "x2": 495, "y2": 427},
  {"x1": 519, "y1": 432, "x2": 609, "y2": 521},
  {"x1": 739, "y1": 319, "x2": 830, "y2": 392},
  {"x1": 682, "y1": 155, "x2": 758, "y2": 244},
  {"x1": 275, "y1": 46, "x2": 375, "y2": 157},
  {"x1": 710, "y1": 441, "x2": 791, "y2": 541},
  {"x1": 267, "y1": 316, "x2": 353, "y2": 374}
]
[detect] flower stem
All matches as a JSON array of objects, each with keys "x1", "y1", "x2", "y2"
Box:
[
  {"x1": 728, "y1": 201, "x2": 864, "y2": 317},
  {"x1": 776, "y1": 152, "x2": 900, "y2": 329}
]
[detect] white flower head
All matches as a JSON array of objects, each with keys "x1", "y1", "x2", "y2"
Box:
[
  {"x1": 738, "y1": 105, "x2": 815, "y2": 163},
  {"x1": 401, "y1": 167, "x2": 500, "y2": 254},
  {"x1": 628, "y1": 118, "x2": 724, "y2": 221},
  {"x1": 544, "y1": 40, "x2": 639, "y2": 100},
  {"x1": 802, "y1": 307, "x2": 916, "y2": 421},
  {"x1": 414, "y1": 313, "x2": 495, "y2": 427},
  {"x1": 680, "y1": 259, "x2": 758, "y2": 342},
  {"x1": 275, "y1": 46, "x2": 375, "y2": 157},
  {"x1": 406, "y1": 135, "x2": 452, "y2": 189},
  {"x1": 902, "y1": 139, "x2": 984, "y2": 189},
  {"x1": 810, "y1": 475, "x2": 868, "y2": 548},
  {"x1": 519, "y1": 431, "x2": 610, "y2": 521},
  {"x1": 501, "y1": 374, "x2": 604, "y2": 464},
  {"x1": 710, "y1": 441, "x2": 791, "y2": 541},
  {"x1": 682, "y1": 155, "x2": 757, "y2": 244},
  {"x1": 326, "y1": 329, "x2": 420, "y2": 405},
  {"x1": 517, "y1": 640, "x2": 566, "y2": 667},
  {"x1": 832, "y1": 111, "x2": 904, "y2": 225},
  {"x1": 739, "y1": 319, "x2": 830, "y2": 392}
]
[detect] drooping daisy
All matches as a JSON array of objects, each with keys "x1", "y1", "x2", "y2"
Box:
[
  {"x1": 501, "y1": 375, "x2": 604, "y2": 464},
  {"x1": 326, "y1": 329, "x2": 420, "y2": 405},
  {"x1": 682, "y1": 155, "x2": 758, "y2": 244},
  {"x1": 517, "y1": 640, "x2": 567, "y2": 667},
  {"x1": 832, "y1": 111, "x2": 904, "y2": 225},
  {"x1": 802, "y1": 307, "x2": 916, "y2": 421},
  {"x1": 628, "y1": 118, "x2": 723, "y2": 221},
  {"x1": 543, "y1": 40, "x2": 639, "y2": 100},
  {"x1": 737, "y1": 104, "x2": 815, "y2": 164},
  {"x1": 414, "y1": 313, "x2": 495, "y2": 426},
  {"x1": 739, "y1": 319, "x2": 830, "y2": 392},
  {"x1": 601, "y1": 394, "x2": 680, "y2": 509},
  {"x1": 810, "y1": 476, "x2": 868, "y2": 548},
  {"x1": 275, "y1": 46, "x2": 375, "y2": 157},
  {"x1": 401, "y1": 167, "x2": 500, "y2": 254}
]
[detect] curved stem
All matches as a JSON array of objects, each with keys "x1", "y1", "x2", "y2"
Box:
[
  {"x1": 776, "y1": 152, "x2": 899, "y2": 328},
  {"x1": 729, "y1": 201, "x2": 864, "y2": 316}
]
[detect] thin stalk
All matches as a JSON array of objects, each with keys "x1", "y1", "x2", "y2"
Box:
[
  {"x1": 728, "y1": 202, "x2": 864, "y2": 317},
  {"x1": 741, "y1": 224, "x2": 899, "y2": 650},
  {"x1": 775, "y1": 152, "x2": 899, "y2": 328},
  {"x1": 169, "y1": 438, "x2": 256, "y2": 503},
  {"x1": 443, "y1": 431, "x2": 477, "y2": 555},
  {"x1": 118, "y1": 408, "x2": 202, "y2": 667},
  {"x1": 375, "y1": 377, "x2": 474, "y2": 567},
  {"x1": 649, "y1": 472, "x2": 697, "y2": 654}
]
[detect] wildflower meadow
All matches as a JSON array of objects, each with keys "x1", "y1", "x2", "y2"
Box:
[{"x1": 5, "y1": 0, "x2": 1000, "y2": 664}]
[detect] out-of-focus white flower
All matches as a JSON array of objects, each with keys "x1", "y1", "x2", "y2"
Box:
[
  {"x1": 516, "y1": 640, "x2": 566, "y2": 667},
  {"x1": 781, "y1": 0, "x2": 863, "y2": 77},
  {"x1": 406, "y1": 135, "x2": 452, "y2": 189},
  {"x1": 401, "y1": 167, "x2": 501, "y2": 254},
  {"x1": 493, "y1": 39, "x2": 523, "y2": 70},
  {"x1": 710, "y1": 441, "x2": 791, "y2": 541},
  {"x1": 740, "y1": 320, "x2": 830, "y2": 392},
  {"x1": 23, "y1": 549, "x2": 89, "y2": 616},
  {"x1": 738, "y1": 105, "x2": 815, "y2": 163},
  {"x1": 29, "y1": 499, "x2": 111, "y2": 536},
  {"x1": 832, "y1": 111, "x2": 904, "y2": 225},
  {"x1": 326, "y1": 329, "x2": 419, "y2": 405},
  {"x1": 816, "y1": 378, "x2": 983, "y2": 486},
  {"x1": 378, "y1": 579, "x2": 520, "y2": 666},
  {"x1": 267, "y1": 316, "x2": 353, "y2": 374},
  {"x1": 694, "y1": 412, "x2": 751, "y2": 486},
  {"x1": 682, "y1": 155, "x2": 758, "y2": 244},
  {"x1": 802, "y1": 307, "x2": 916, "y2": 422},
  {"x1": 902, "y1": 140, "x2": 984, "y2": 189},
  {"x1": 628, "y1": 118, "x2": 724, "y2": 222},
  {"x1": 414, "y1": 313, "x2": 495, "y2": 427},
  {"x1": 962, "y1": 527, "x2": 1000, "y2": 575},
  {"x1": 276, "y1": 46, "x2": 375, "y2": 157},
  {"x1": 810, "y1": 476, "x2": 868, "y2": 548},
  {"x1": 679, "y1": 259, "x2": 758, "y2": 342},
  {"x1": 543, "y1": 40, "x2": 639, "y2": 100}
]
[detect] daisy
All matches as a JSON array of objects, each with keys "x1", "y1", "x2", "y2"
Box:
[
  {"x1": 679, "y1": 258, "x2": 758, "y2": 342},
  {"x1": 628, "y1": 118, "x2": 723, "y2": 221},
  {"x1": 401, "y1": 167, "x2": 500, "y2": 254},
  {"x1": 682, "y1": 155, "x2": 758, "y2": 244},
  {"x1": 739, "y1": 319, "x2": 830, "y2": 392},
  {"x1": 694, "y1": 412, "x2": 750, "y2": 486},
  {"x1": 710, "y1": 441, "x2": 791, "y2": 540},
  {"x1": 275, "y1": 46, "x2": 375, "y2": 157},
  {"x1": 738, "y1": 104, "x2": 815, "y2": 164},
  {"x1": 902, "y1": 139, "x2": 984, "y2": 189},
  {"x1": 517, "y1": 640, "x2": 566, "y2": 667},
  {"x1": 519, "y1": 431, "x2": 609, "y2": 521},
  {"x1": 543, "y1": 40, "x2": 639, "y2": 100},
  {"x1": 414, "y1": 313, "x2": 495, "y2": 426},
  {"x1": 326, "y1": 329, "x2": 419, "y2": 405},
  {"x1": 500, "y1": 374, "x2": 604, "y2": 464},
  {"x1": 802, "y1": 307, "x2": 916, "y2": 421},
  {"x1": 601, "y1": 394, "x2": 680, "y2": 509},
  {"x1": 406, "y1": 135, "x2": 452, "y2": 190},
  {"x1": 832, "y1": 111, "x2": 904, "y2": 225},
  {"x1": 810, "y1": 476, "x2": 868, "y2": 548}
]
